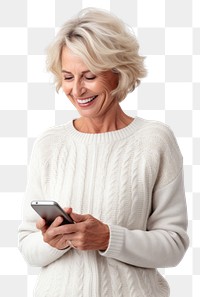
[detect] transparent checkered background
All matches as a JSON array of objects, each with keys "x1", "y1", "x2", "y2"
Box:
[{"x1": 0, "y1": 0, "x2": 199, "y2": 296}]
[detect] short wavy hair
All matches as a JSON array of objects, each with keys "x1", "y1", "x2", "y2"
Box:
[{"x1": 46, "y1": 8, "x2": 147, "y2": 102}]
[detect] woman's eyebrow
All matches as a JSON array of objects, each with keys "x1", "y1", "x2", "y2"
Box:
[{"x1": 61, "y1": 70, "x2": 91, "y2": 74}]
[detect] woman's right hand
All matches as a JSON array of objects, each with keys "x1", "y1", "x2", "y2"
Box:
[{"x1": 36, "y1": 207, "x2": 72, "y2": 250}]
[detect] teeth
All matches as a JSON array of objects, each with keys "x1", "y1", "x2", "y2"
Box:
[{"x1": 77, "y1": 96, "x2": 96, "y2": 104}]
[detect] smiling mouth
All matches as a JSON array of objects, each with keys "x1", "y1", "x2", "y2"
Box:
[{"x1": 77, "y1": 95, "x2": 98, "y2": 105}]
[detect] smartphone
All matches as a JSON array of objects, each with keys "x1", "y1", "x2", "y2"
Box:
[{"x1": 31, "y1": 200, "x2": 73, "y2": 225}]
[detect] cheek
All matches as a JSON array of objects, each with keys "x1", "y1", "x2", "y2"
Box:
[
  {"x1": 98, "y1": 73, "x2": 118, "y2": 93},
  {"x1": 102, "y1": 81, "x2": 117, "y2": 94},
  {"x1": 62, "y1": 83, "x2": 70, "y2": 95},
  {"x1": 62, "y1": 85, "x2": 73, "y2": 102},
  {"x1": 95, "y1": 78, "x2": 115, "y2": 94}
]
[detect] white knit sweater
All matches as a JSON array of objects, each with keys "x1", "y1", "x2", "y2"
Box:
[{"x1": 19, "y1": 117, "x2": 189, "y2": 297}]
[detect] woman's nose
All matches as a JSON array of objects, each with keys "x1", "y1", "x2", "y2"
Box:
[{"x1": 72, "y1": 80, "x2": 86, "y2": 97}]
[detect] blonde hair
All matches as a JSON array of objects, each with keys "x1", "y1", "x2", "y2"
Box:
[{"x1": 46, "y1": 7, "x2": 147, "y2": 102}]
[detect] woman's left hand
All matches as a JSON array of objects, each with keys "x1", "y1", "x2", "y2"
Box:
[{"x1": 47, "y1": 210, "x2": 110, "y2": 251}]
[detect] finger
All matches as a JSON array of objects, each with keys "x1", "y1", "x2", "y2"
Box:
[
  {"x1": 48, "y1": 225, "x2": 75, "y2": 237},
  {"x1": 44, "y1": 233, "x2": 64, "y2": 248},
  {"x1": 61, "y1": 235, "x2": 78, "y2": 249},
  {"x1": 70, "y1": 212, "x2": 89, "y2": 223},
  {"x1": 51, "y1": 213, "x2": 90, "y2": 235},
  {"x1": 63, "y1": 207, "x2": 73, "y2": 214},
  {"x1": 36, "y1": 218, "x2": 46, "y2": 230},
  {"x1": 43, "y1": 216, "x2": 64, "y2": 237},
  {"x1": 43, "y1": 220, "x2": 65, "y2": 243},
  {"x1": 49, "y1": 216, "x2": 63, "y2": 229}
]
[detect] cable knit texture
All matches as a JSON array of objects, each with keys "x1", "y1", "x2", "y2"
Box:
[{"x1": 18, "y1": 117, "x2": 189, "y2": 297}]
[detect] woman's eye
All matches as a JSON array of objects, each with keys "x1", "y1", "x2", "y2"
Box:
[
  {"x1": 64, "y1": 76, "x2": 73, "y2": 80},
  {"x1": 85, "y1": 76, "x2": 96, "y2": 80}
]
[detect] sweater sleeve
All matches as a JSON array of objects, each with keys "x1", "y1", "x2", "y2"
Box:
[
  {"x1": 99, "y1": 123, "x2": 189, "y2": 268},
  {"x1": 18, "y1": 137, "x2": 70, "y2": 267},
  {"x1": 99, "y1": 168, "x2": 189, "y2": 268}
]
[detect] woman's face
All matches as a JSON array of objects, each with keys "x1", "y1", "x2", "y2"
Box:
[{"x1": 61, "y1": 46, "x2": 118, "y2": 119}]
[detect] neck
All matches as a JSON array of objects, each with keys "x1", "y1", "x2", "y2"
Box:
[{"x1": 74, "y1": 104, "x2": 133, "y2": 134}]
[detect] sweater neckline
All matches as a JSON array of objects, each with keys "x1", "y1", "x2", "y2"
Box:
[{"x1": 65, "y1": 116, "x2": 144, "y2": 144}]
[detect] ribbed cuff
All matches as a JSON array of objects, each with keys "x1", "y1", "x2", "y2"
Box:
[{"x1": 99, "y1": 225, "x2": 125, "y2": 258}]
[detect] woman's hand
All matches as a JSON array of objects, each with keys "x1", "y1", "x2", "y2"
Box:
[
  {"x1": 36, "y1": 208, "x2": 73, "y2": 250},
  {"x1": 66, "y1": 212, "x2": 110, "y2": 251},
  {"x1": 36, "y1": 209, "x2": 110, "y2": 251}
]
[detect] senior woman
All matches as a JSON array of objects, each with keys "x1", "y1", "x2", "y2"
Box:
[{"x1": 19, "y1": 8, "x2": 189, "y2": 297}]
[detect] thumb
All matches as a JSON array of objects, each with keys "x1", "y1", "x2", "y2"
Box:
[
  {"x1": 63, "y1": 207, "x2": 73, "y2": 215},
  {"x1": 70, "y1": 212, "x2": 88, "y2": 223}
]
